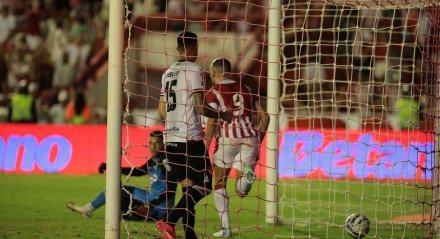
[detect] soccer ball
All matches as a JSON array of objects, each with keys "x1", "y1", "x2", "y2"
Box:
[{"x1": 344, "y1": 213, "x2": 370, "y2": 238}]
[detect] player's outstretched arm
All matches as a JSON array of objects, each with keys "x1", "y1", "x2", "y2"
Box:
[
  {"x1": 158, "y1": 95, "x2": 167, "y2": 120},
  {"x1": 99, "y1": 161, "x2": 148, "y2": 176},
  {"x1": 121, "y1": 162, "x2": 148, "y2": 176},
  {"x1": 98, "y1": 162, "x2": 106, "y2": 173},
  {"x1": 193, "y1": 92, "x2": 232, "y2": 121}
]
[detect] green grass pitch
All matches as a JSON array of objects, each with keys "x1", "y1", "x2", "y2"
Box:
[{"x1": 0, "y1": 174, "x2": 431, "y2": 238}]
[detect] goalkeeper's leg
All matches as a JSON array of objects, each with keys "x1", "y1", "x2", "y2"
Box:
[
  {"x1": 66, "y1": 186, "x2": 148, "y2": 219},
  {"x1": 66, "y1": 191, "x2": 105, "y2": 218}
]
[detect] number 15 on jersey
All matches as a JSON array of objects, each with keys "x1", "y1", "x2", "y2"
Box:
[{"x1": 165, "y1": 79, "x2": 177, "y2": 112}]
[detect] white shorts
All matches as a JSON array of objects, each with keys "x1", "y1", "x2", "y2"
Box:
[{"x1": 213, "y1": 137, "x2": 259, "y2": 171}]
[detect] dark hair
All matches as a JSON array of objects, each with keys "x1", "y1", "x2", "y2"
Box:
[
  {"x1": 211, "y1": 58, "x2": 232, "y2": 73},
  {"x1": 18, "y1": 80, "x2": 28, "y2": 94},
  {"x1": 74, "y1": 91, "x2": 87, "y2": 115},
  {"x1": 150, "y1": 130, "x2": 163, "y2": 139},
  {"x1": 177, "y1": 31, "x2": 198, "y2": 50}
]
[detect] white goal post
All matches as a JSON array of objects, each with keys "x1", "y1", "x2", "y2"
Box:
[
  {"x1": 105, "y1": 0, "x2": 123, "y2": 238},
  {"x1": 266, "y1": 0, "x2": 281, "y2": 225}
]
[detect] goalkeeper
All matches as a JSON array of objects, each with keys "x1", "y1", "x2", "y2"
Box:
[{"x1": 66, "y1": 130, "x2": 176, "y2": 221}]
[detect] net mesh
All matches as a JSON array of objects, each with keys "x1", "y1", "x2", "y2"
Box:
[
  {"x1": 279, "y1": 1, "x2": 439, "y2": 238},
  {"x1": 119, "y1": 0, "x2": 440, "y2": 238}
]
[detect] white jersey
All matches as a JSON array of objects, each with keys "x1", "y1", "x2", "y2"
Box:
[{"x1": 160, "y1": 60, "x2": 204, "y2": 143}]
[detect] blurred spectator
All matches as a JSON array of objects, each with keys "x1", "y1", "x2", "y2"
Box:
[
  {"x1": 66, "y1": 14, "x2": 94, "y2": 70},
  {"x1": 0, "y1": 48, "x2": 7, "y2": 93},
  {"x1": 65, "y1": 89, "x2": 91, "y2": 124},
  {"x1": 46, "y1": 17, "x2": 71, "y2": 64},
  {"x1": 361, "y1": 107, "x2": 390, "y2": 130},
  {"x1": 154, "y1": 0, "x2": 168, "y2": 13},
  {"x1": 24, "y1": 0, "x2": 46, "y2": 50},
  {"x1": 417, "y1": 10, "x2": 429, "y2": 46},
  {"x1": 299, "y1": 56, "x2": 326, "y2": 109},
  {"x1": 395, "y1": 84, "x2": 420, "y2": 129},
  {"x1": 337, "y1": 82, "x2": 363, "y2": 129},
  {"x1": 0, "y1": 4, "x2": 16, "y2": 46},
  {"x1": 51, "y1": 0, "x2": 70, "y2": 13},
  {"x1": 167, "y1": 0, "x2": 184, "y2": 15},
  {"x1": 52, "y1": 51, "x2": 76, "y2": 88},
  {"x1": 7, "y1": 79, "x2": 37, "y2": 123},
  {"x1": 6, "y1": 32, "x2": 32, "y2": 90},
  {"x1": 361, "y1": 87, "x2": 392, "y2": 130},
  {"x1": 48, "y1": 89, "x2": 69, "y2": 124},
  {"x1": 229, "y1": 2, "x2": 248, "y2": 32},
  {"x1": 302, "y1": 57, "x2": 325, "y2": 83},
  {"x1": 31, "y1": 42, "x2": 54, "y2": 92},
  {"x1": 167, "y1": 0, "x2": 185, "y2": 30},
  {"x1": 0, "y1": 93, "x2": 9, "y2": 122},
  {"x1": 69, "y1": 0, "x2": 84, "y2": 10}
]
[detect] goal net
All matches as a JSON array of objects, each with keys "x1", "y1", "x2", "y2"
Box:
[{"x1": 118, "y1": 0, "x2": 440, "y2": 238}]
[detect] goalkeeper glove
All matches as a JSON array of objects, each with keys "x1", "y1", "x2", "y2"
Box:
[{"x1": 98, "y1": 162, "x2": 106, "y2": 173}]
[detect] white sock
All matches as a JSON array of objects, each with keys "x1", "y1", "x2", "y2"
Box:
[
  {"x1": 84, "y1": 203, "x2": 94, "y2": 213},
  {"x1": 236, "y1": 177, "x2": 252, "y2": 197},
  {"x1": 214, "y1": 188, "x2": 230, "y2": 229}
]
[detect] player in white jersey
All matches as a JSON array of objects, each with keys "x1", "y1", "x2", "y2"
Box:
[
  {"x1": 205, "y1": 58, "x2": 269, "y2": 238},
  {"x1": 160, "y1": 57, "x2": 204, "y2": 142},
  {"x1": 156, "y1": 31, "x2": 231, "y2": 239}
]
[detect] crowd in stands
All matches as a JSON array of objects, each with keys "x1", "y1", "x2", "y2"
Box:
[
  {"x1": 0, "y1": 0, "x2": 266, "y2": 125},
  {"x1": 0, "y1": 0, "x2": 434, "y2": 131},
  {"x1": 279, "y1": 1, "x2": 435, "y2": 131},
  {"x1": 0, "y1": 0, "x2": 106, "y2": 124}
]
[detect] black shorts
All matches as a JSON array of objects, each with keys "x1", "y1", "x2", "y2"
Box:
[{"x1": 165, "y1": 140, "x2": 212, "y2": 191}]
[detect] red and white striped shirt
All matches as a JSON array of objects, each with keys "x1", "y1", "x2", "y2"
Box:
[{"x1": 205, "y1": 79, "x2": 257, "y2": 138}]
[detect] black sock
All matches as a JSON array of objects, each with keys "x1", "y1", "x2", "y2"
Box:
[{"x1": 182, "y1": 204, "x2": 196, "y2": 239}]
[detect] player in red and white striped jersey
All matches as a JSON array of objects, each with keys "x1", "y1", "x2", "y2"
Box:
[
  {"x1": 205, "y1": 58, "x2": 269, "y2": 238},
  {"x1": 206, "y1": 78, "x2": 256, "y2": 139}
]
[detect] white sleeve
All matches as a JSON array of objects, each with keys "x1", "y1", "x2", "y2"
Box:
[
  {"x1": 160, "y1": 72, "x2": 166, "y2": 97},
  {"x1": 188, "y1": 65, "x2": 204, "y2": 93}
]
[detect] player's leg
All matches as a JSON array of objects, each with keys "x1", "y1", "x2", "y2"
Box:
[
  {"x1": 156, "y1": 141, "x2": 213, "y2": 238},
  {"x1": 144, "y1": 200, "x2": 172, "y2": 221},
  {"x1": 66, "y1": 183, "x2": 149, "y2": 218},
  {"x1": 177, "y1": 141, "x2": 212, "y2": 239},
  {"x1": 120, "y1": 188, "x2": 145, "y2": 220},
  {"x1": 66, "y1": 191, "x2": 105, "y2": 218},
  {"x1": 180, "y1": 186, "x2": 207, "y2": 238},
  {"x1": 132, "y1": 186, "x2": 175, "y2": 221},
  {"x1": 123, "y1": 185, "x2": 148, "y2": 203},
  {"x1": 234, "y1": 137, "x2": 259, "y2": 197},
  {"x1": 156, "y1": 142, "x2": 193, "y2": 238},
  {"x1": 212, "y1": 165, "x2": 233, "y2": 238},
  {"x1": 212, "y1": 137, "x2": 235, "y2": 238},
  {"x1": 158, "y1": 184, "x2": 206, "y2": 239},
  {"x1": 66, "y1": 201, "x2": 94, "y2": 218}
]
